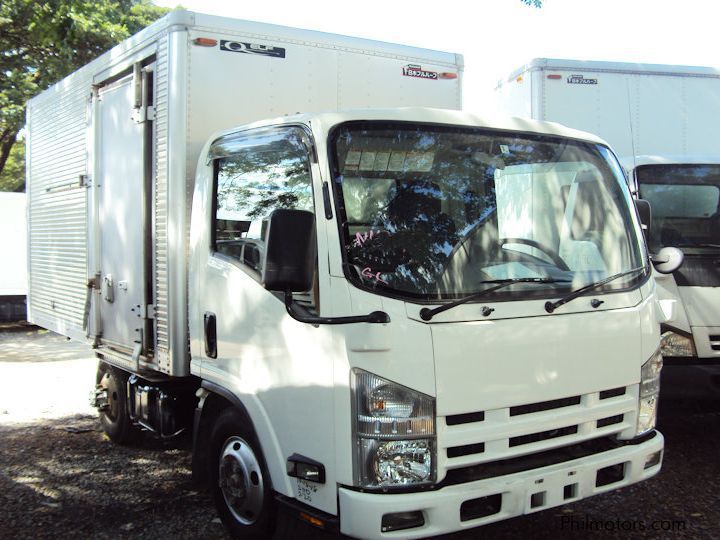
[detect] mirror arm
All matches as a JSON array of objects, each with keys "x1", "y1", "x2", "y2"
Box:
[{"x1": 284, "y1": 291, "x2": 390, "y2": 325}]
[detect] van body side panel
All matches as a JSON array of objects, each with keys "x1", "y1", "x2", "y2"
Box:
[{"x1": 539, "y1": 70, "x2": 635, "y2": 156}]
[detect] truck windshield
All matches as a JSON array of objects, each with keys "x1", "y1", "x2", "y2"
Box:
[
  {"x1": 330, "y1": 122, "x2": 645, "y2": 301},
  {"x1": 636, "y1": 164, "x2": 720, "y2": 252}
]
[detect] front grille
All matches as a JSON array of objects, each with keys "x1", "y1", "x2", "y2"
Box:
[
  {"x1": 509, "y1": 425, "x2": 578, "y2": 447},
  {"x1": 596, "y1": 414, "x2": 624, "y2": 428},
  {"x1": 709, "y1": 335, "x2": 720, "y2": 351},
  {"x1": 446, "y1": 411, "x2": 485, "y2": 426},
  {"x1": 440, "y1": 432, "x2": 656, "y2": 487},
  {"x1": 439, "y1": 386, "x2": 635, "y2": 477},
  {"x1": 447, "y1": 442, "x2": 485, "y2": 458},
  {"x1": 599, "y1": 387, "x2": 625, "y2": 399},
  {"x1": 510, "y1": 396, "x2": 581, "y2": 416}
]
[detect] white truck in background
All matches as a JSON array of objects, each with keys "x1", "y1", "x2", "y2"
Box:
[
  {"x1": 496, "y1": 58, "x2": 720, "y2": 399},
  {"x1": 27, "y1": 14, "x2": 673, "y2": 538},
  {"x1": 0, "y1": 192, "x2": 27, "y2": 322}
]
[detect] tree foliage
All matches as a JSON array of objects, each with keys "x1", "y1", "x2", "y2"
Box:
[
  {"x1": 0, "y1": 0, "x2": 169, "y2": 190},
  {"x1": 0, "y1": 138, "x2": 24, "y2": 192},
  {"x1": 521, "y1": 0, "x2": 543, "y2": 7}
]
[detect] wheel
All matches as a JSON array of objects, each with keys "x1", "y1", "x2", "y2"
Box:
[
  {"x1": 95, "y1": 362, "x2": 138, "y2": 444},
  {"x1": 499, "y1": 237, "x2": 570, "y2": 271},
  {"x1": 209, "y1": 408, "x2": 275, "y2": 539}
]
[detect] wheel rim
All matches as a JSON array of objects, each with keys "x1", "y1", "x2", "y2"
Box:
[
  {"x1": 218, "y1": 436, "x2": 264, "y2": 525},
  {"x1": 100, "y1": 371, "x2": 120, "y2": 423}
]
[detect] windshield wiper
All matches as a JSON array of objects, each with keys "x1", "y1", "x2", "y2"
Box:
[
  {"x1": 544, "y1": 267, "x2": 646, "y2": 314},
  {"x1": 419, "y1": 278, "x2": 571, "y2": 321}
]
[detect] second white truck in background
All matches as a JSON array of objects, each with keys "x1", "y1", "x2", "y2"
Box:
[
  {"x1": 0, "y1": 192, "x2": 27, "y2": 322},
  {"x1": 497, "y1": 58, "x2": 720, "y2": 398}
]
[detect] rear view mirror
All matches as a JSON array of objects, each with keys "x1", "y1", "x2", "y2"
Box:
[
  {"x1": 635, "y1": 199, "x2": 652, "y2": 232},
  {"x1": 262, "y1": 209, "x2": 316, "y2": 292},
  {"x1": 262, "y1": 208, "x2": 390, "y2": 325},
  {"x1": 652, "y1": 246, "x2": 684, "y2": 274}
]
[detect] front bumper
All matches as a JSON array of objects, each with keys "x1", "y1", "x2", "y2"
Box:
[{"x1": 338, "y1": 431, "x2": 663, "y2": 539}]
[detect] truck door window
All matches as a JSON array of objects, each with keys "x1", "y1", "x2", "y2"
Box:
[{"x1": 212, "y1": 127, "x2": 318, "y2": 310}]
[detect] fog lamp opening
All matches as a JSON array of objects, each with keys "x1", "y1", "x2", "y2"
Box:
[
  {"x1": 381, "y1": 510, "x2": 425, "y2": 533},
  {"x1": 644, "y1": 450, "x2": 662, "y2": 469}
]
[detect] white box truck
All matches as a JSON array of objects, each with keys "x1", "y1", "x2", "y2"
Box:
[
  {"x1": 0, "y1": 192, "x2": 28, "y2": 321},
  {"x1": 28, "y1": 16, "x2": 671, "y2": 538},
  {"x1": 497, "y1": 58, "x2": 720, "y2": 399}
]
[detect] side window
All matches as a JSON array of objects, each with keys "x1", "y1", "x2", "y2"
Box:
[{"x1": 212, "y1": 127, "x2": 318, "y2": 309}]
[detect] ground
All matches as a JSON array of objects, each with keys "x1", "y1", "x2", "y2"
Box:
[{"x1": 0, "y1": 325, "x2": 718, "y2": 539}]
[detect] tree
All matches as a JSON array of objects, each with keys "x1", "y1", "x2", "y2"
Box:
[
  {"x1": 521, "y1": 0, "x2": 543, "y2": 6},
  {"x1": 0, "y1": 137, "x2": 24, "y2": 192},
  {"x1": 0, "y1": 0, "x2": 169, "y2": 190}
]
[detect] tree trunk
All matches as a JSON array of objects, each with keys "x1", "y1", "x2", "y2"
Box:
[{"x1": 0, "y1": 127, "x2": 20, "y2": 178}]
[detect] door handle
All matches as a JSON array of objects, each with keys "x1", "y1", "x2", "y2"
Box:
[{"x1": 204, "y1": 312, "x2": 217, "y2": 359}]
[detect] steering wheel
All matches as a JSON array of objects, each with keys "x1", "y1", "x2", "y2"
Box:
[{"x1": 499, "y1": 237, "x2": 570, "y2": 271}]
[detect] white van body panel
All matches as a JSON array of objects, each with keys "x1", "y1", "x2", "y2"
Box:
[
  {"x1": 26, "y1": 10, "x2": 463, "y2": 375},
  {"x1": 497, "y1": 58, "x2": 720, "y2": 159},
  {"x1": 0, "y1": 193, "x2": 27, "y2": 296}
]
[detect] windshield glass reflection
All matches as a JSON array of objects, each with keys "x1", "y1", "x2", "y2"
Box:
[{"x1": 331, "y1": 123, "x2": 645, "y2": 300}]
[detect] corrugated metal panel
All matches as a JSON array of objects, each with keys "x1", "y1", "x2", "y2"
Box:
[
  {"x1": 27, "y1": 77, "x2": 90, "y2": 340},
  {"x1": 154, "y1": 35, "x2": 171, "y2": 372}
]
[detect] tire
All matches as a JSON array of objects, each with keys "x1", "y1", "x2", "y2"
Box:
[
  {"x1": 95, "y1": 362, "x2": 139, "y2": 444},
  {"x1": 209, "y1": 408, "x2": 276, "y2": 539}
]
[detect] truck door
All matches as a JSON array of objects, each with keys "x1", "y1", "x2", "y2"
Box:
[
  {"x1": 200, "y1": 126, "x2": 319, "y2": 374},
  {"x1": 193, "y1": 125, "x2": 338, "y2": 512},
  {"x1": 93, "y1": 63, "x2": 155, "y2": 354}
]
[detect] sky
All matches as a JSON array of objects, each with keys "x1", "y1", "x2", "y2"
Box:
[{"x1": 153, "y1": 0, "x2": 720, "y2": 112}]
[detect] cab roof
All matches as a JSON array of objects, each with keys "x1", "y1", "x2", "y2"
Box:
[{"x1": 208, "y1": 107, "x2": 610, "y2": 148}]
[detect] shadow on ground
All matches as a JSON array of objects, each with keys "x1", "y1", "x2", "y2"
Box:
[{"x1": 0, "y1": 415, "x2": 223, "y2": 539}]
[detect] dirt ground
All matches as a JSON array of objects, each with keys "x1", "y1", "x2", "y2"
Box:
[
  {"x1": 1, "y1": 325, "x2": 719, "y2": 539},
  {"x1": 0, "y1": 325, "x2": 223, "y2": 539}
]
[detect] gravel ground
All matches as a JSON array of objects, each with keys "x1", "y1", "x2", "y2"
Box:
[{"x1": 1, "y1": 325, "x2": 719, "y2": 539}]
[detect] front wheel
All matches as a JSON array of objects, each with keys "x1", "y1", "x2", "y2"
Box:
[{"x1": 209, "y1": 408, "x2": 276, "y2": 539}]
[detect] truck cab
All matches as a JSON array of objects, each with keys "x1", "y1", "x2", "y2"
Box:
[
  {"x1": 188, "y1": 108, "x2": 665, "y2": 538},
  {"x1": 626, "y1": 155, "x2": 720, "y2": 398}
]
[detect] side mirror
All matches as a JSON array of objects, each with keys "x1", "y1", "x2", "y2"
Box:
[
  {"x1": 635, "y1": 199, "x2": 652, "y2": 232},
  {"x1": 652, "y1": 246, "x2": 684, "y2": 274},
  {"x1": 262, "y1": 209, "x2": 316, "y2": 292},
  {"x1": 262, "y1": 208, "x2": 390, "y2": 325}
]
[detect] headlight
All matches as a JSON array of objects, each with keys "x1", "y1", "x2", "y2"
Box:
[
  {"x1": 637, "y1": 349, "x2": 663, "y2": 436},
  {"x1": 352, "y1": 369, "x2": 435, "y2": 488},
  {"x1": 660, "y1": 331, "x2": 695, "y2": 357}
]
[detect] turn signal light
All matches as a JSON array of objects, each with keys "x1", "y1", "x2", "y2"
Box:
[{"x1": 193, "y1": 37, "x2": 218, "y2": 47}]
